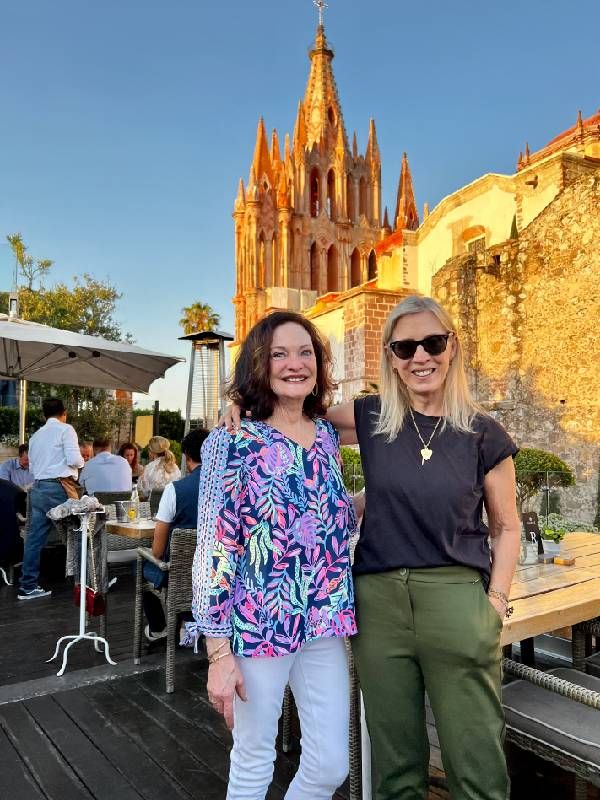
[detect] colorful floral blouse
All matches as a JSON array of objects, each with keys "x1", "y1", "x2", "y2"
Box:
[{"x1": 190, "y1": 418, "x2": 357, "y2": 657}]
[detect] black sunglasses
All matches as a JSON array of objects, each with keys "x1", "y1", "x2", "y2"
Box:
[{"x1": 387, "y1": 333, "x2": 452, "y2": 360}]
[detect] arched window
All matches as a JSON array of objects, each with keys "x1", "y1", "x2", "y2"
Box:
[
  {"x1": 350, "y1": 248, "x2": 361, "y2": 287},
  {"x1": 258, "y1": 233, "x2": 266, "y2": 288},
  {"x1": 359, "y1": 177, "x2": 367, "y2": 218},
  {"x1": 310, "y1": 242, "x2": 319, "y2": 291},
  {"x1": 310, "y1": 168, "x2": 320, "y2": 217},
  {"x1": 346, "y1": 174, "x2": 354, "y2": 221},
  {"x1": 327, "y1": 245, "x2": 338, "y2": 292},
  {"x1": 326, "y1": 169, "x2": 336, "y2": 220},
  {"x1": 367, "y1": 249, "x2": 377, "y2": 280},
  {"x1": 327, "y1": 106, "x2": 335, "y2": 125}
]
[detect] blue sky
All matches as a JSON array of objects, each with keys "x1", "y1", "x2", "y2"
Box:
[{"x1": 1, "y1": 0, "x2": 599, "y2": 411}]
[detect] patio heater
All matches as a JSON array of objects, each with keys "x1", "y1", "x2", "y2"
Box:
[{"x1": 179, "y1": 330, "x2": 233, "y2": 437}]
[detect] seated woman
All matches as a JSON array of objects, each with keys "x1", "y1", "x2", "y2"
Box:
[
  {"x1": 137, "y1": 436, "x2": 180, "y2": 497},
  {"x1": 142, "y1": 428, "x2": 208, "y2": 641},
  {"x1": 118, "y1": 442, "x2": 144, "y2": 483}
]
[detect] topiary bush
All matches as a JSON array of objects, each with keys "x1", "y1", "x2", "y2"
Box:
[{"x1": 514, "y1": 447, "x2": 575, "y2": 512}]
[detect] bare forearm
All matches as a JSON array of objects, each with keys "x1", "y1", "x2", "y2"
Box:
[
  {"x1": 489, "y1": 525, "x2": 521, "y2": 595},
  {"x1": 205, "y1": 636, "x2": 231, "y2": 657}
]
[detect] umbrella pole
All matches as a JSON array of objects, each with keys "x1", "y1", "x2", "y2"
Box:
[{"x1": 18, "y1": 379, "x2": 27, "y2": 443}]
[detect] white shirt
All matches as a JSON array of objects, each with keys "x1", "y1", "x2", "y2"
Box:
[
  {"x1": 137, "y1": 458, "x2": 181, "y2": 495},
  {"x1": 29, "y1": 417, "x2": 84, "y2": 480},
  {"x1": 79, "y1": 451, "x2": 132, "y2": 494},
  {"x1": 154, "y1": 481, "x2": 176, "y2": 523}
]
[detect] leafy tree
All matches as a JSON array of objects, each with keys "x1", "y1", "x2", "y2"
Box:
[
  {"x1": 132, "y1": 408, "x2": 185, "y2": 443},
  {"x1": 179, "y1": 302, "x2": 220, "y2": 335},
  {"x1": 514, "y1": 447, "x2": 575, "y2": 512},
  {"x1": 3, "y1": 234, "x2": 131, "y2": 444}
]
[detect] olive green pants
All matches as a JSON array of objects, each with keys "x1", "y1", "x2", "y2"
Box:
[{"x1": 352, "y1": 566, "x2": 508, "y2": 800}]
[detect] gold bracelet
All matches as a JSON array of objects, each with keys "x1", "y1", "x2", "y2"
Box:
[
  {"x1": 206, "y1": 640, "x2": 229, "y2": 659},
  {"x1": 208, "y1": 650, "x2": 232, "y2": 665}
]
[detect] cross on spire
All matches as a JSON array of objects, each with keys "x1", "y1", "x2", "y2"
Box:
[{"x1": 313, "y1": 0, "x2": 328, "y2": 26}]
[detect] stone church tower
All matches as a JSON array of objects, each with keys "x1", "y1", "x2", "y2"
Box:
[{"x1": 232, "y1": 23, "x2": 388, "y2": 344}]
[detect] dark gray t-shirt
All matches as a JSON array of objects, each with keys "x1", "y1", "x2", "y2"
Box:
[{"x1": 353, "y1": 395, "x2": 517, "y2": 585}]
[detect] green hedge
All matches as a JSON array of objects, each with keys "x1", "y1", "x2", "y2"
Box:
[
  {"x1": 340, "y1": 446, "x2": 364, "y2": 492},
  {"x1": 0, "y1": 406, "x2": 45, "y2": 440}
]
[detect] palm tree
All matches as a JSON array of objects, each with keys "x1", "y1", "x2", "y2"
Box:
[{"x1": 179, "y1": 302, "x2": 220, "y2": 335}]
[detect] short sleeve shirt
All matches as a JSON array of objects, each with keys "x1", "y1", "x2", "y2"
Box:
[{"x1": 353, "y1": 395, "x2": 518, "y2": 585}]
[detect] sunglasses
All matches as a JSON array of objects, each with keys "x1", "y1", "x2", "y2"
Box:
[{"x1": 387, "y1": 333, "x2": 452, "y2": 360}]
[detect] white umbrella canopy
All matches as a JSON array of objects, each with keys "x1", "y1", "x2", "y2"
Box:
[{"x1": 0, "y1": 314, "x2": 183, "y2": 393}]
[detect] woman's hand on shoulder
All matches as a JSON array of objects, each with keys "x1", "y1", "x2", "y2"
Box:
[
  {"x1": 207, "y1": 654, "x2": 247, "y2": 730},
  {"x1": 218, "y1": 403, "x2": 245, "y2": 432}
]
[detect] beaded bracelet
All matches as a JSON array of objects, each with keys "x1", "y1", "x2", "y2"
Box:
[{"x1": 488, "y1": 588, "x2": 514, "y2": 618}]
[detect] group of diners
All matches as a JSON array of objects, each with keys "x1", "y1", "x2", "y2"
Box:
[{"x1": 1, "y1": 396, "x2": 182, "y2": 604}]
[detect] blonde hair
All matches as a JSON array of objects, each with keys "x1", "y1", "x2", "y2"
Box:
[
  {"x1": 148, "y1": 435, "x2": 177, "y2": 472},
  {"x1": 374, "y1": 295, "x2": 483, "y2": 441}
]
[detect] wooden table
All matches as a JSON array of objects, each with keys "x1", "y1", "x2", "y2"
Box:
[
  {"x1": 502, "y1": 531, "x2": 600, "y2": 646},
  {"x1": 105, "y1": 519, "x2": 155, "y2": 540}
]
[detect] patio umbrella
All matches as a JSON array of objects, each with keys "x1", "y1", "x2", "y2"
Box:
[{"x1": 0, "y1": 313, "x2": 184, "y2": 438}]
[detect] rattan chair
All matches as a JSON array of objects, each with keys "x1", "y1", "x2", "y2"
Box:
[
  {"x1": 133, "y1": 527, "x2": 197, "y2": 692},
  {"x1": 149, "y1": 488, "x2": 164, "y2": 517},
  {"x1": 503, "y1": 657, "x2": 600, "y2": 800}
]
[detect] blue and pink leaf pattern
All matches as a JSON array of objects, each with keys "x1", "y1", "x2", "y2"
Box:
[{"x1": 194, "y1": 418, "x2": 357, "y2": 657}]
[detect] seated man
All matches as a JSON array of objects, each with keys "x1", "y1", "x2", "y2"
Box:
[
  {"x1": 79, "y1": 441, "x2": 93, "y2": 464},
  {"x1": 0, "y1": 478, "x2": 27, "y2": 579},
  {"x1": 0, "y1": 444, "x2": 34, "y2": 489},
  {"x1": 79, "y1": 437, "x2": 132, "y2": 495},
  {"x1": 143, "y1": 427, "x2": 208, "y2": 641}
]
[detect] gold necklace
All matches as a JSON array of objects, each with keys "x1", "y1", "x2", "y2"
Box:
[{"x1": 408, "y1": 407, "x2": 442, "y2": 466}]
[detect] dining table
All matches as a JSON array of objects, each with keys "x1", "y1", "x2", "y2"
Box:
[
  {"x1": 105, "y1": 518, "x2": 156, "y2": 540},
  {"x1": 503, "y1": 531, "x2": 600, "y2": 646}
]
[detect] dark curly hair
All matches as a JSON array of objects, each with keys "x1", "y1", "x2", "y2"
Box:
[{"x1": 227, "y1": 311, "x2": 333, "y2": 420}]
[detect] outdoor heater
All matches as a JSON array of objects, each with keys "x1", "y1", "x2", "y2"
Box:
[{"x1": 179, "y1": 329, "x2": 233, "y2": 437}]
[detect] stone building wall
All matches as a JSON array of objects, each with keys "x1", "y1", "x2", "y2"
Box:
[
  {"x1": 310, "y1": 286, "x2": 408, "y2": 400},
  {"x1": 433, "y1": 173, "x2": 600, "y2": 523}
]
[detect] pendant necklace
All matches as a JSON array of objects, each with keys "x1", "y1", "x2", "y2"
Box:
[{"x1": 408, "y1": 407, "x2": 442, "y2": 466}]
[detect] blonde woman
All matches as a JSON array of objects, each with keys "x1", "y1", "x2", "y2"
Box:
[
  {"x1": 323, "y1": 295, "x2": 521, "y2": 799},
  {"x1": 223, "y1": 295, "x2": 521, "y2": 799},
  {"x1": 138, "y1": 436, "x2": 180, "y2": 496}
]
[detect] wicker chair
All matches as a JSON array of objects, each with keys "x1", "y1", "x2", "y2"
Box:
[
  {"x1": 503, "y1": 657, "x2": 600, "y2": 800},
  {"x1": 133, "y1": 527, "x2": 197, "y2": 693},
  {"x1": 149, "y1": 488, "x2": 164, "y2": 517}
]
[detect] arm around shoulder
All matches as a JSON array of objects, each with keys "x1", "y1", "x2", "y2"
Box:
[{"x1": 326, "y1": 401, "x2": 357, "y2": 445}]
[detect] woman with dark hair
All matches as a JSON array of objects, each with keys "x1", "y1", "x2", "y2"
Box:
[
  {"x1": 190, "y1": 311, "x2": 357, "y2": 799},
  {"x1": 118, "y1": 442, "x2": 144, "y2": 483}
]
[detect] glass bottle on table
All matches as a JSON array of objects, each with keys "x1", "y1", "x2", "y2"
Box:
[{"x1": 129, "y1": 486, "x2": 139, "y2": 522}]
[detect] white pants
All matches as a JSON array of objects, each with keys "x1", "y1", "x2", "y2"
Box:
[{"x1": 227, "y1": 637, "x2": 349, "y2": 800}]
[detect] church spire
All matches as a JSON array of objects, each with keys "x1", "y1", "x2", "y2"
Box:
[
  {"x1": 293, "y1": 100, "x2": 308, "y2": 156},
  {"x1": 301, "y1": 22, "x2": 348, "y2": 152},
  {"x1": 250, "y1": 117, "x2": 273, "y2": 187},
  {"x1": 365, "y1": 118, "x2": 380, "y2": 166},
  {"x1": 394, "y1": 152, "x2": 419, "y2": 231},
  {"x1": 271, "y1": 129, "x2": 281, "y2": 164}
]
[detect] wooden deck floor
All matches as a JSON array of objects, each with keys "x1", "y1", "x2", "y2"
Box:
[{"x1": 2, "y1": 560, "x2": 597, "y2": 799}]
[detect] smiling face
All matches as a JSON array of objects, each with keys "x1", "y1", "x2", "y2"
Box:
[
  {"x1": 269, "y1": 322, "x2": 318, "y2": 406},
  {"x1": 388, "y1": 310, "x2": 456, "y2": 407}
]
